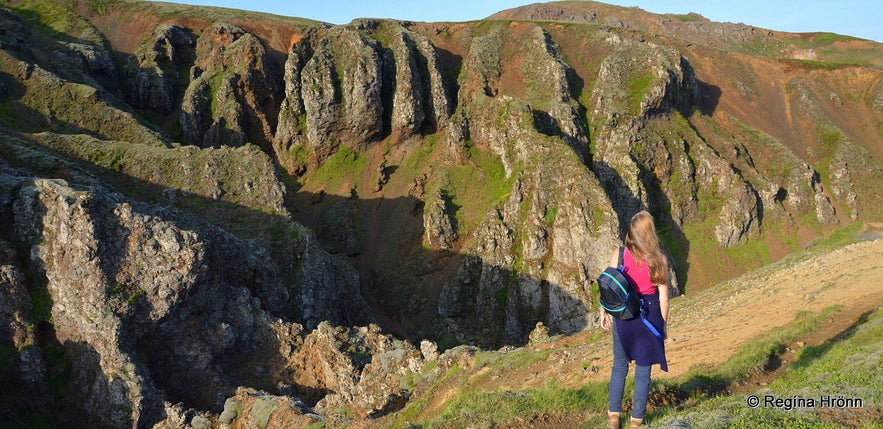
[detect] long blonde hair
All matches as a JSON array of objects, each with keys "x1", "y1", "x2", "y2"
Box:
[{"x1": 625, "y1": 211, "x2": 668, "y2": 285}]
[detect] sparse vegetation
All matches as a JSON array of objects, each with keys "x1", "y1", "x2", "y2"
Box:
[
  {"x1": 628, "y1": 70, "x2": 654, "y2": 114},
  {"x1": 650, "y1": 306, "x2": 881, "y2": 428},
  {"x1": 0, "y1": 1, "x2": 881, "y2": 428},
  {"x1": 431, "y1": 380, "x2": 605, "y2": 428},
  {"x1": 312, "y1": 145, "x2": 367, "y2": 192},
  {"x1": 441, "y1": 144, "x2": 516, "y2": 232}
]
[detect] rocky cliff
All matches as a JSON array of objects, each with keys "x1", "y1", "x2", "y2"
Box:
[{"x1": 0, "y1": 0, "x2": 881, "y2": 427}]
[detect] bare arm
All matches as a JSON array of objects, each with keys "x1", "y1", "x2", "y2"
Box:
[
  {"x1": 599, "y1": 246, "x2": 620, "y2": 330},
  {"x1": 658, "y1": 283, "x2": 669, "y2": 323}
]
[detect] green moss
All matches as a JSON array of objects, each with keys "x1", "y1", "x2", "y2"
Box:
[
  {"x1": 627, "y1": 70, "x2": 654, "y2": 114},
  {"x1": 543, "y1": 205, "x2": 558, "y2": 226},
  {"x1": 251, "y1": 396, "x2": 278, "y2": 429},
  {"x1": 312, "y1": 145, "x2": 366, "y2": 192},
  {"x1": 208, "y1": 72, "x2": 228, "y2": 117},
  {"x1": 438, "y1": 143, "x2": 517, "y2": 234}
]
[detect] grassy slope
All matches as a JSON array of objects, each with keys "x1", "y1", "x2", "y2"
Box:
[{"x1": 379, "y1": 230, "x2": 882, "y2": 428}]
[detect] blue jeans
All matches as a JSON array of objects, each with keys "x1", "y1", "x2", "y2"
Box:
[{"x1": 608, "y1": 323, "x2": 652, "y2": 419}]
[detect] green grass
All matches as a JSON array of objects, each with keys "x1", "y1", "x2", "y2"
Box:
[
  {"x1": 473, "y1": 348, "x2": 552, "y2": 374},
  {"x1": 431, "y1": 380, "x2": 606, "y2": 428},
  {"x1": 651, "y1": 307, "x2": 882, "y2": 428},
  {"x1": 628, "y1": 70, "x2": 655, "y2": 114},
  {"x1": 803, "y1": 221, "x2": 864, "y2": 253},
  {"x1": 404, "y1": 301, "x2": 878, "y2": 428},
  {"x1": 10, "y1": 0, "x2": 82, "y2": 37},
  {"x1": 391, "y1": 365, "x2": 466, "y2": 428},
  {"x1": 773, "y1": 309, "x2": 881, "y2": 394},
  {"x1": 312, "y1": 145, "x2": 367, "y2": 192},
  {"x1": 670, "y1": 13, "x2": 704, "y2": 22},
  {"x1": 716, "y1": 306, "x2": 840, "y2": 382},
  {"x1": 134, "y1": 0, "x2": 322, "y2": 26},
  {"x1": 441, "y1": 144, "x2": 516, "y2": 232}
]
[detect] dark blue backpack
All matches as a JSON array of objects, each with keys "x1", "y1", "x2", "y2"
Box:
[
  {"x1": 597, "y1": 247, "x2": 665, "y2": 338},
  {"x1": 597, "y1": 247, "x2": 641, "y2": 320}
]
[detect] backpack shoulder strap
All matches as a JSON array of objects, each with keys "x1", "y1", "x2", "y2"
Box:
[{"x1": 618, "y1": 246, "x2": 625, "y2": 269}]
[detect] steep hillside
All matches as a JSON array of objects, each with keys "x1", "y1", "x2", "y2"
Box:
[{"x1": 0, "y1": 0, "x2": 881, "y2": 427}]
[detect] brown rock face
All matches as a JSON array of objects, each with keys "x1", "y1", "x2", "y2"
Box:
[
  {"x1": 1, "y1": 174, "x2": 369, "y2": 427},
  {"x1": 274, "y1": 21, "x2": 452, "y2": 170},
  {"x1": 126, "y1": 24, "x2": 196, "y2": 114},
  {"x1": 180, "y1": 22, "x2": 281, "y2": 149}
]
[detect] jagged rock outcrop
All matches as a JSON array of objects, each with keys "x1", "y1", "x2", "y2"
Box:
[
  {"x1": 218, "y1": 388, "x2": 323, "y2": 429},
  {"x1": 384, "y1": 24, "x2": 452, "y2": 138},
  {"x1": 829, "y1": 141, "x2": 865, "y2": 220},
  {"x1": 319, "y1": 199, "x2": 361, "y2": 256},
  {"x1": 274, "y1": 21, "x2": 451, "y2": 170},
  {"x1": 434, "y1": 39, "x2": 621, "y2": 344},
  {"x1": 180, "y1": 22, "x2": 280, "y2": 148},
  {"x1": 272, "y1": 27, "x2": 384, "y2": 163},
  {"x1": 521, "y1": 26, "x2": 589, "y2": 160},
  {"x1": 0, "y1": 173, "x2": 371, "y2": 427},
  {"x1": 591, "y1": 36, "x2": 701, "y2": 225},
  {"x1": 127, "y1": 24, "x2": 196, "y2": 114},
  {"x1": 286, "y1": 323, "x2": 423, "y2": 421},
  {"x1": 52, "y1": 41, "x2": 122, "y2": 99},
  {"x1": 32, "y1": 132, "x2": 288, "y2": 216},
  {"x1": 783, "y1": 162, "x2": 838, "y2": 225},
  {"x1": 0, "y1": 240, "x2": 45, "y2": 389},
  {"x1": 10, "y1": 178, "x2": 288, "y2": 424},
  {"x1": 589, "y1": 35, "x2": 764, "y2": 247},
  {"x1": 423, "y1": 189, "x2": 458, "y2": 249}
]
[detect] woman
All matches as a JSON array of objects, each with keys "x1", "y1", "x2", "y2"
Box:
[{"x1": 600, "y1": 211, "x2": 670, "y2": 429}]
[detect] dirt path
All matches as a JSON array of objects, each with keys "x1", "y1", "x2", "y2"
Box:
[
  {"x1": 661, "y1": 237, "x2": 883, "y2": 378},
  {"x1": 477, "y1": 237, "x2": 883, "y2": 392}
]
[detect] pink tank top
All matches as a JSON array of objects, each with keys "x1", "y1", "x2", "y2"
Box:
[{"x1": 622, "y1": 247, "x2": 657, "y2": 295}]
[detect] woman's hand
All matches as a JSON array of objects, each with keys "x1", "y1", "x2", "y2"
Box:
[{"x1": 600, "y1": 310, "x2": 611, "y2": 331}]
